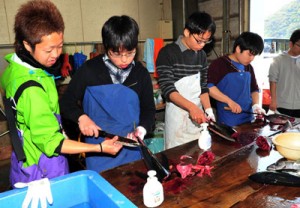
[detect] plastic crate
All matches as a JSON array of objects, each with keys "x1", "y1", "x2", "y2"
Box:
[{"x1": 0, "y1": 170, "x2": 137, "y2": 208}]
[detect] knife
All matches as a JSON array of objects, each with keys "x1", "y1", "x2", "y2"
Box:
[
  {"x1": 249, "y1": 171, "x2": 300, "y2": 187},
  {"x1": 207, "y1": 120, "x2": 236, "y2": 142},
  {"x1": 98, "y1": 130, "x2": 140, "y2": 147}
]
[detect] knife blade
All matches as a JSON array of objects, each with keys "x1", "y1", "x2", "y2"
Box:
[
  {"x1": 98, "y1": 130, "x2": 140, "y2": 147},
  {"x1": 208, "y1": 120, "x2": 236, "y2": 142},
  {"x1": 249, "y1": 171, "x2": 300, "y2": 187}
]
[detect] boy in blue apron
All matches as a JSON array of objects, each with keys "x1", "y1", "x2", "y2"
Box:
[
  {"x1": 208, "y1": 32, "x2": 266, "y2": 127},
  {"x1": 60, "y1": 15, "x2": 156, "y2": 173},
  {"x1": 156, "y1": 12, "x2": 216, "y2": 149}
]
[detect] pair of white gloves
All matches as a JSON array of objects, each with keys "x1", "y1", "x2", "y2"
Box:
[{"x1": 15, "y1": 178, "x2": 53, "y2": 208}]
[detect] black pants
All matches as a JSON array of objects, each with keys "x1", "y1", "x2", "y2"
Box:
[{"x1": 277, "y1": 108, "x2": 300, "y2": 118}]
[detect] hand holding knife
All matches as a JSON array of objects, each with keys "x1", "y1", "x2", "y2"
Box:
[{"x1": 98, "y1": 130, "x2": 140, "y2": 147}]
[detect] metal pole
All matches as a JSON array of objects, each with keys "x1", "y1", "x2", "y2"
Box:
[{"x1": 222, "y1": 0, "x2": 231, "y2": 55}]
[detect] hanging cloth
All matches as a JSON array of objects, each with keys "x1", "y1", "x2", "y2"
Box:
[
  {"x1": 153, "y1": 38, "x2": 164, "y2": 78},
  {"x1": 143, "y1": 38, "x2": 155, "y2": 72},
  {"x1": 73, "y1": 52, "x2": 87, "y2": 72}
]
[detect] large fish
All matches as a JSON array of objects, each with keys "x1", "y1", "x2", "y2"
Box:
[
  {"x1": 249, "y1": 158, "x2": 300, "y2": 186},
  {"x1": 267, "y1": 158, "x2": 300, "y2": 172},
  {"x1": 249, "y1": 171, "x2": 300, "y2": 186}
]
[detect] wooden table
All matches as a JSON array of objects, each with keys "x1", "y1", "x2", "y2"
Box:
[{"x1": 101, "y1": 122, "x2": 300, "y2": 208}]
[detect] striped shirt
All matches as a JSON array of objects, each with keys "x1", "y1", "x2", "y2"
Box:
[{"x1": 156, "y1": 36, "x2": 209, "y2": 101}]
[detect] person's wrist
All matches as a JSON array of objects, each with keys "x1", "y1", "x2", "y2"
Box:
[{"x1": 78, "y1": 114, "x2": 87, "y2": 124}]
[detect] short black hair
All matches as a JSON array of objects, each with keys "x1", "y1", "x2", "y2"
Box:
[
  {"x1": 232, "y1": 32, "x2": 264, "y2": 55},
  {"x1": 290, "y1": 29, "x2": 300, "y2": 44},
  {"x1": 102, "y1": 15, "x2": 139, "y2": 52},
  {"x1": 184, "y1": 11, "x2": 216, "y2": 36}
]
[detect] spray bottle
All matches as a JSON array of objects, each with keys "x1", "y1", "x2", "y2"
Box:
[
  {"x1": 143, "y1": 170, "x2": 164, "y2": 207},
  {"x1": 198, "y1": 123, "x2": 211, "y2": 150}
]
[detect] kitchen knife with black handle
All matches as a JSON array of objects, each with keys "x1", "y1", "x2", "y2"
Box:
[
  {"x1": 207, "y1": 120, "x2": 236, "y2": 142},
  {"x1": 249, "y1": 171, "x2": 300, "y2": 187},
  {"x1": 98, "y1": 130, "x2": 140, "y2": 147}
]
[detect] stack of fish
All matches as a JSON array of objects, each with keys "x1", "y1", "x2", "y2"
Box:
[{"x1": 249, "y1": 158, "x2": 300, "y2": 186}]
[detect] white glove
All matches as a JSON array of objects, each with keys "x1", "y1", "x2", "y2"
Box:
[
  {"x1": 267, "y1": 109, "x2": 275, "y2": 115},
  {"x1": 252, "y1": 104, "x2": 266, "y2": 115},
  {"x1": 15, "y1": 178, "x2": 53, "y2": 208},
  {"x1": 205, "y1": 108, "x2": 216, "y2": 122},
  {"x1": 127, "y1": 126, "x2": 147, "y2": 140}
]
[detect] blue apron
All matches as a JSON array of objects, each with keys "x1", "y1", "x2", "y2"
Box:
[
  {"x1": 83, "y1": 84, "x2": 141, "y2": 173},
  {"x1": 216, "y1": 72, "x2": 254, "y2": 127}
]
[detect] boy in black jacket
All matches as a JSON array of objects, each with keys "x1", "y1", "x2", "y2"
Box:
[{"x1": 60, "y1": 15, "x2": 156, "y2": 172}]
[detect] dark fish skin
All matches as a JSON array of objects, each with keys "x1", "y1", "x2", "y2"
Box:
[
  {"x1": 249, "y1": 171, "x2": 300, "y2": 187},
  {"x1": 267, "y1": 158, "x2": 300, "y2": 171},
  {"x1": 267, "y1": 114, "x2": 295, "y2": 125},
  {"x1": 137, "y1": 136, "x2": 170, "y2": 182}
]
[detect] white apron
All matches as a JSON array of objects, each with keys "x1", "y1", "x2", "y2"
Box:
[{"x1": 165, "y1": 72, "x2": 202, "y2": 149}]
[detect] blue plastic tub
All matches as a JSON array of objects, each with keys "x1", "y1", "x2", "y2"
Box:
[{"x1": 0, "y1": 170, "x2": 137, "y2": 208}]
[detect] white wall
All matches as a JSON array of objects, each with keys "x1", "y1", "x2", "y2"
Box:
[{"x1": 0, "y1": 0, "x2": 172, "y2": 73}]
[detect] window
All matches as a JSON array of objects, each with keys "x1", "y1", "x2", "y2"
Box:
[{"x1": 250, "y1": 0, "x2": 300, "y2": 106}]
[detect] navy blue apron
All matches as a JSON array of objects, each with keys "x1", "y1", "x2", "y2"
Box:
[
  {"x1": 83, "y1": 84, "x2": 141, "y2": 173},
  {"x1": 216, "y1": 72, "x2": 254, "y2": 127}
]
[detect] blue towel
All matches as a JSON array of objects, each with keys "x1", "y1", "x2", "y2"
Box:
[
  {"x1": 73, "y1": 52, "x2": 87, "y2": 71},
  {"x1": 143, "y1": 38, "x2": 154, "y2": 72}
]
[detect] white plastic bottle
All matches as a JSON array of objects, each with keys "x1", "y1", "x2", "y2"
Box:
[
  {"x1": 198, "y1": 123, "x2": 211, "y2": 150},
  {"x1": 143, "y1": 170, "x2": 164, "y2": 207}
]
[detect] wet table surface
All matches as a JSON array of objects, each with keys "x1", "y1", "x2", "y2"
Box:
[{"x1": 101, "y1": 122, "x2": 300, "y2": 208}]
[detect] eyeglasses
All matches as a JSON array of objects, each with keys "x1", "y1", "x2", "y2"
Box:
[
  {"x1": 108, "y1": 50, "x2": 136, "y2": 58},
  {"x1": 191, "y1": 34, "x2": 212, "y2": 45}
]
